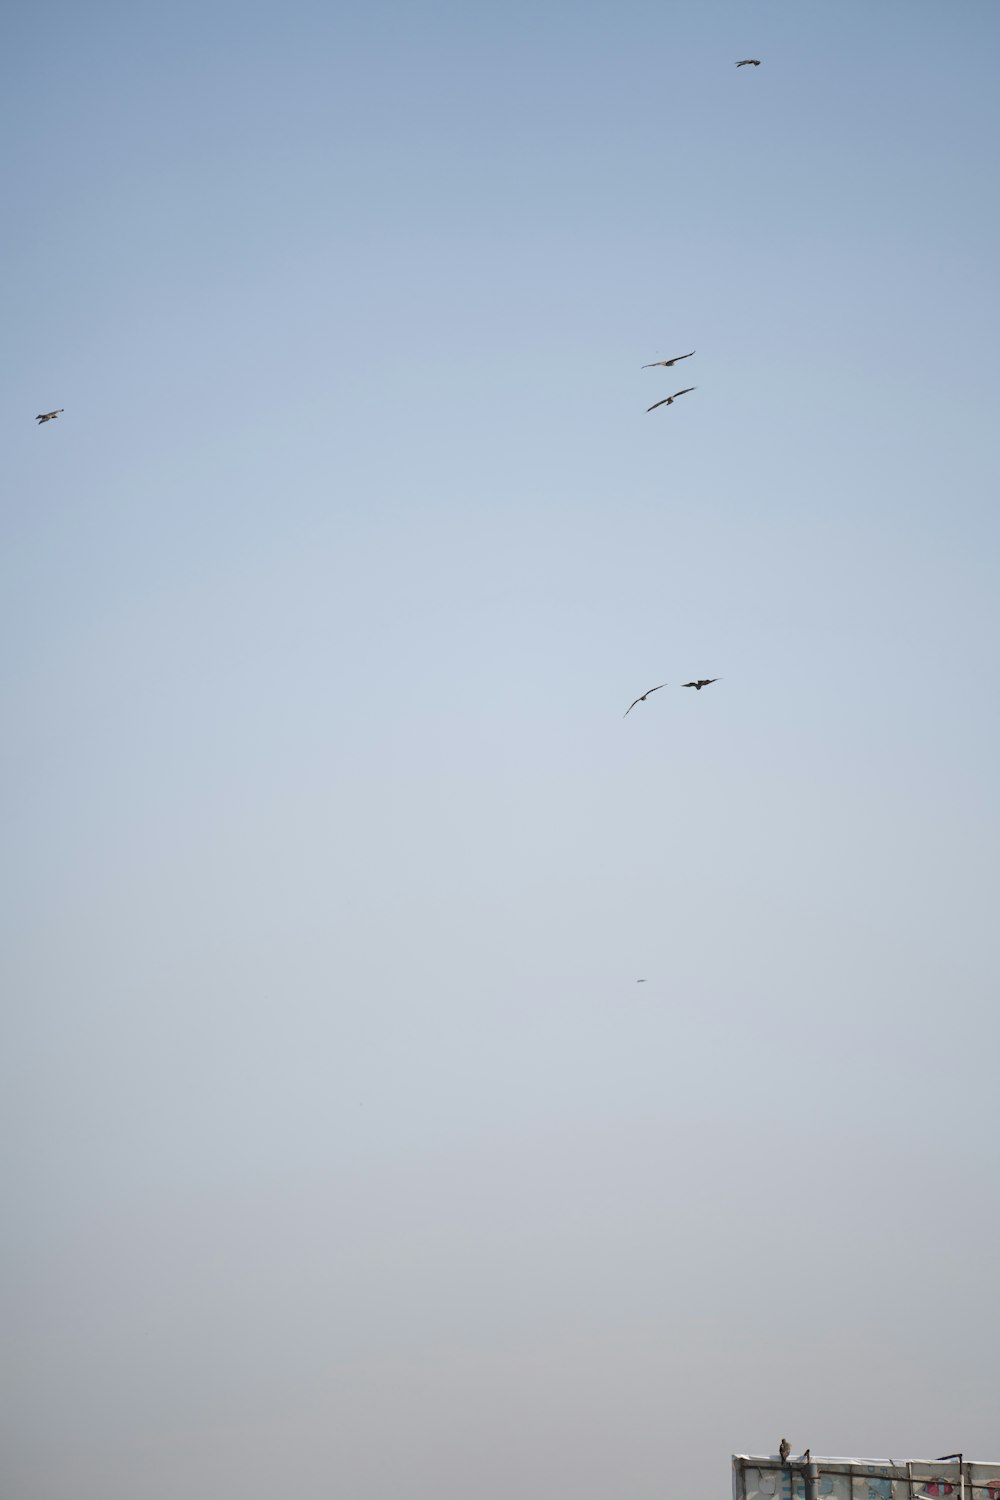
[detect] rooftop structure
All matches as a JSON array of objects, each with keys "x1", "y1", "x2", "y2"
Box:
[{"x1": 734, "y1": 1454, "x2": 1000, "y2": 1500}]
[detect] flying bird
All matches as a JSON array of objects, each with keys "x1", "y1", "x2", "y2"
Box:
[
  {"x1": 736, "y1": 59, "x2": 761, "y2": 67},
  {"x1": 682, "y1": 679, "x2": 720, "y2": 690},
  {"x1": 636, "y1": 979, "x2": 646, "y2": 984},
  {"x1": 779, "y1": 1440, "x2": 791, "y2": 1465},
  {"x1": 646, "y1": 387, "x2": 695, "y2": 413},
  {"x1": 36, "y1": 409, "x2": 64, "y2": 424},
  {"x1": 624, "y1": 683, "x2": 667, "y2": 717},
  {"x1": 642, "y1": 351, "x2": 695, "y2": 369}
]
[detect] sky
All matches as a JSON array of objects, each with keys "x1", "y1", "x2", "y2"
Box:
[{"x1": 2, "y1": 2, "x2": 999, "y2": 1497}]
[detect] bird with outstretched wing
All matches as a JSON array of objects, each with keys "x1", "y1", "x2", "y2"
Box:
[
  {"x1": 646, "y1": 387, "x2": 695, "y2": 413},
  {"x1": 624, "y1": 683, "x2": 667, "y2": 717},
  {"x1": 36, "y1": 409, "x2": 64, "y2": 424},
  {"x1": 642, "y1": 351, "x2": 695, "y2": 369},
  {"x1": 682, "y1": 679, "x2": 720, "y2": 691},
  {"x1": 736, "y1": 59, "x2": 761, "y2": 67}
]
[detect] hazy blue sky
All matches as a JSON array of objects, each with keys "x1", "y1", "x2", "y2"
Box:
[{"x1": 2, "y1": 2, "x2": 999, "y2": 1497}]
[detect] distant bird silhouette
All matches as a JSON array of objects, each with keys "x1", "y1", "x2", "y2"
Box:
[
  {"x1": 36, "y1": 409, "x2": 64, "y2": 424},
  {"x1": 736, "y1": 59, "x2": 761, "y2": 67},
  {"x1": 646, "y1": 387, "x2": 695, "y2": 413},
  {"x1": 642, "y1": 351, "x2": 695, "y2": 369},
  {"x1": 779, "y1": 1440, "x2": 791, "y2": 1465},
  {"x1": 624, "y1": 683, "x2": 667, "y2": 717},
  {"x1": 636, "y1": 979, "x2": 646, "y2": 984},
  {"x1": 682, "y1": 679, "x2": 720, "y2": 690}
]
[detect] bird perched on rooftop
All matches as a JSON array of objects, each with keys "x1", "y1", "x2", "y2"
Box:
[
  {"x1": 642, "y1": 351, "x2": 695, "y2": 369},
  {"x1": 646, "y1": 387, "x2": 695, "y2": 413},
  {"x1": 36, "y1": 409, "x2": 64, "y2": 424},
  {"x1": 682, "y1": 678, "x2": 720, "y2": 690},
  {"x1": 624, "y1": 683, "x2": 667, "y2": 717},
  {"x1": 736, "y1": 58, "x2": 761, "y2": 67},
  {"x1": 779, "y1": 1440, "x2": 791, "y2": 1465}
]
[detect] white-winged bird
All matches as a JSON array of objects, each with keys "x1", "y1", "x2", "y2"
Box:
[
  {"x1": 646, "y1": 387, "x2": 695, "y2": 413},
  {"x1": 624, "y1": 683, "x2": 667, "y2": 717},
  {"x1": 36, "y1": 409, "x2": 64, "y2": 424},
  {"x1": 682, "y1": 679, "x2": 720, "y2": 691},
  {"x1": 736, "y1": 59, "x2": 761, "y2": 67},
  {"x1": 642, "y1": 351, "x2": 695, "y2": 369}
]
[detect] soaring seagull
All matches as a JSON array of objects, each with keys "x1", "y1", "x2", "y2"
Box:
[
  {"x1": 624, "y1": 683, "x2": 667, "y2": 717},
  {"x1": 642, "y1": 351, "x2": 695, "y2": 369},
  {"x1": 779, "y1": 1440, "x2": 791, "y2": 1465},
  {"x1": 736, "y1": 58, "x2": 761, "y2": 67},
  {"x1": 682, "y1": 679, "x2": 720, "y2": 691},
  {"x1": 646, "y1": 387, "x2": 695, "y2": 413},
  {"x1": 36, "y1": 409, "x2": 64, "y2": 424}
]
